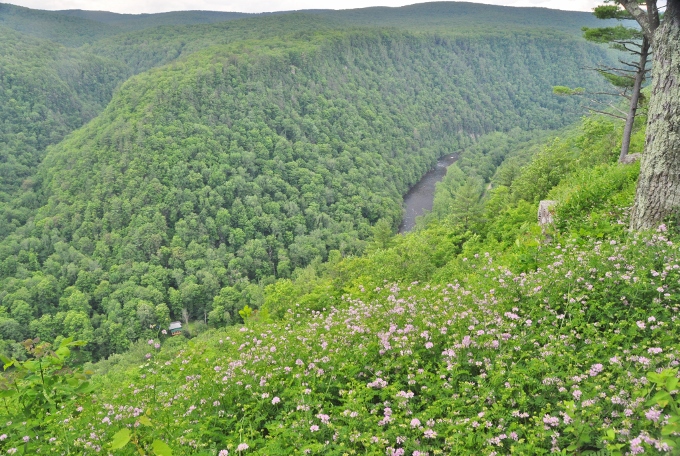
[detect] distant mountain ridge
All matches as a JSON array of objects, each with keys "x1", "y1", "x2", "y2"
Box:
[
  {"x1": 55, "y1": 9, "x2": 257, "y2": 31},
  {"x1": 0, "y1": 1, "x2": 621, "y2": 48}
]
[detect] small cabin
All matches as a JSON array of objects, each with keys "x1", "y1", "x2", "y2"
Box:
[{"x1": 169, "y1": 321, "x2": 183, "y2": 336}]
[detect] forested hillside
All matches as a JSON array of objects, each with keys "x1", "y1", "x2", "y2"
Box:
[
  {"x1": 0, "y1": 26, "x2": 613, "y2": 360},
  {"x1": 0, "y1": 26, "x2": 129, "y2": 230}
]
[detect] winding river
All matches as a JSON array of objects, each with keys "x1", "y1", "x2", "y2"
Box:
[{"x1": 399, "y1": 154, "x2": 458, "y2": 233}]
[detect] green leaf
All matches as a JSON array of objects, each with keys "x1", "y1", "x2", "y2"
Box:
[
  {"x1": 152, "y1": 439, "x2": 173, "y2": 456},
  {"x1": 138, "y1": 416, "x2": 152, "y2": 427},
  {"x1": 662, "y1": 422, "x2": 680, "y2": 436},
  {"x1": 647, "y1": 372, "x2": 662, "y2": 385},
  {"x1": 59, "y1": 337, "x2": 74, "y2": 347},
  {"x1": 661, "y1": 439, "x2": 677, "y2": 449},
  {"x1": 0, "y1": 390, "x2": 16, "y2": 399},
  {"x1": 666, "y1": 376, "x2": 678, "y2": 392},
  {"x1": 110, "y1": 428, "x2": 131, "y2": 450},
  {"x1": 68, "y1": 340, "x2": 88, "y2": 347},
  {"x1": 647, "y1": 391, "x2": 672, "y2": 407},
  {"x1": 75, "y1": 382, "x2": 95, "y2": 394}
]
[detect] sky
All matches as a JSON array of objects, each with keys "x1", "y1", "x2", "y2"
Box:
[{"x1": 10, "y1": 0, "x2": 605, "y2": 15}]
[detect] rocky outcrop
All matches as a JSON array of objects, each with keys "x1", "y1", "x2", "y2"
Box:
[
  {"x1": 538, "y1": 200, "x2": 557, "y2": 227},
  {"x1": 620, "y1": 153, "x2": 641, "y2": 165}
]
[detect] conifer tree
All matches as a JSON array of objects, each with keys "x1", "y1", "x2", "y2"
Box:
[{"x1": 582, "y1": 3, "x2": 652, "y2": 161}]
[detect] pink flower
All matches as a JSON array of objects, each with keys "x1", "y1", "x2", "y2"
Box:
[
  {"x1": 542, "y1": 415, "x2": 560, "y2": 427},
  {"x1": 272, "y1": 397, "x2": 280, "y2": 405},
  {"x1": 589, "y1": 364, "x2": 604, "y2": 377},
  {"x1": 410, "y1": 418, "x2": 421, "y2": 428},
  {"x1": 236, "y1": 443, "x2": 249, "y2": 452},
  {"x1": 645, "y1": 408, "x2": 662, "y2": 422},
  {"x1": 423, "y1": 429, "x2": 437, "y2": 438},
  {"x1": 219, "y1": 451, "x2": 229, "y2": 456},
  {"x1": 310, "y1": 425, "x2": 320, "y2": 432},
  {"x1": 367, "y1": 378, "x2": 388, "y2": 388}
]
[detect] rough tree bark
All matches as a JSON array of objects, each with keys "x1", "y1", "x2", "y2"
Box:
[
  {"x1": 630, "y1": 0, "x2": 680, "y2": 230},
  {"x1": 619, "y1": 36, "x2": 649, "y2": 162}
]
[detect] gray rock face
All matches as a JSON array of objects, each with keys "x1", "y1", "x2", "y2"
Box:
[
  {"x1": 620, "y1": 153, "x2": 641, "y2": 165},
  {"x1": 538, "y1": 200, "x2": 558, "y2": 227}
]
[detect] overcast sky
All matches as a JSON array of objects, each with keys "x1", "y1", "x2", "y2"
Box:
[{"x1": 11, "y1": 0, "x2": 605, "y2": 15}]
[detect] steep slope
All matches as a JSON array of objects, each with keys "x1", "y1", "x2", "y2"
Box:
[
  {"x1": 83, "y1": 14, "x2": 338, "y2": 74},
  {"x1": 84, "y1": 2, "x2": 622, "y2": 75},
  {"x1": 0, "y1": 26, "x2": 129, "y2": 233},
  {"x1": 0, "y1": 29, "x2": 613, "y2": 359}
]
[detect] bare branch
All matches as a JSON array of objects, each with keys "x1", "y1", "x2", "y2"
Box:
[
  {"x1": 618, "y1": 59, "x2": 649, "y2": 70},
  {"x1": 591, "y1": 91, "x2": 628, "y2": 96},
  {"x1": 581, "y1": 65, "x2": 636, "y2": 73},
  {"x1": 612, "y1": 40, "x2": 644, "y2": 46},
  {"x1": 603, "y1": 65, "x2": 639, "y2": 73},
  {"x1": 586, "y1": 98, "x2": 630, "y2": 117},
  {"x1": 618, "y1": 43, "x2": 644, "y2": 54},
  {"x1": 606, "y1": 102, "x2": 631, "y2": 117},
  {"x1": 582, "y1": 105, "x2": 627, "y2": 120}
]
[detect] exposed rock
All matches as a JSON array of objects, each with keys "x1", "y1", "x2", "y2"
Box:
[
  {"x1": 620, "y1": 153, "x2": 641, "y2": 165},
  {"x1": 538, "y1": 200, "x2": 557, "y2": 227}
]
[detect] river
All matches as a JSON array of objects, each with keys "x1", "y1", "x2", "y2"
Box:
[{"x1": 399, "y1": 154, "x2": 458, "y2": 233}]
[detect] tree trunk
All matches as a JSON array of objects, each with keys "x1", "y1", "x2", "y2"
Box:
[
  {"x1": 619, "y1": 37, "x2": 649, "y2": 162},
  {"x1": 630, "y1": 0, "x2": 680, "y2": 230}
]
